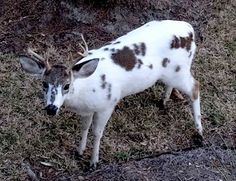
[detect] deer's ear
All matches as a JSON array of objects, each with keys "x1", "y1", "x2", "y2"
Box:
[
  {"x1": 72, "y1": 58, "x2": 99, "y2": 79},
  {"x1": 19, "y1": 55, "x2": 46, "y2": 76}
]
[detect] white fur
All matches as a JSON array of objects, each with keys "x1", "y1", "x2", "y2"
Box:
[{"x1": 62, "y1": 20, "x2": 202, "y2": 166}]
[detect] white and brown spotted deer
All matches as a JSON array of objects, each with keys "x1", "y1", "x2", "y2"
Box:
[{"x1": 19, "y1": 20, "x2": 202, "y2": 167}]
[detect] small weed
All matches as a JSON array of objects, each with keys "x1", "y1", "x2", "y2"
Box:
[
  {"x1": 0, "y1": 130, "x2": 19, "y2": 153},
  {"x1": 207, "y1": 103, "x2": 226, "y2": 126},
  {"x1": 113, "y1": 151, "x2": 130, "y2": 161}
]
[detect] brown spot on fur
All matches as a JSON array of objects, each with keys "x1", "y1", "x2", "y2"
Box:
[
  {"x1": 111, "y1": 46, "x2": 136, "y2": 71},
  {"x1": 104, "y1": 48, "x2": 109, "y2": 51},
  {"x1": 149, "y1": 64, "x2": 153, "y2": 69},
  {"x1": 186, "y1": 33, "x2": 193, "y2": 51},
  {"x1": 108, "y1": 83, "x2": 112, "y2": 92},
  {"x1": 180, "y1": 37, "x2": 186, "y2": 48},
  {"x1": 92, "y1": 89, "x2": 96, "y2": 92},
  {"x1": 189, "y1": 51, "x2": 192, "y2": 58},
  {"x1": 88, "y1": 52, "x2": 93, "y2": 55},
  {"x1": 113, "y1": 41, "x2": 121, "y2": 44},
  {"x1": 101, "y1": 74, "x2": 106, "y2": 81},
  {"x1": 175, "y1": 65, "x2": 181, "y2": 72},
  {"x1": 137, "y1": 59, "x2": 143, "y2": 68},
  {"x1": 170, "y1": 33, "x2": 193, "y2": 51},
  {"x1": 141, "y1": 42, "x2": 146, "y2": 56},
  {"x1": 162, "y1": 58, "x2": 170, "y2": 67},
  {"x1": 101, "y1": 74, "x2": 106, "y2": 89},
  {"x1": 101, "y1": 82, "x2": 106, "y2": 89},
  {"x1": 107, "y1": 84, "x2": 112, "y2": 100},
  {"x1": 137, "y1": 59, "x2": 143, "y2": 64},
  {"x1": 192, "y1": 80, "x2": 200, "y2": 100},
  {"x1": 105, "y1": 42, "x2": 112, "y2": 46},
  {"x1": 111, "y1": 48, "x2": 115, "y2": 52},
  {"x1": 133, "y1": 44, "x2": 140, "y2": 55},
  {"x1": 171, "y1": 36, "x2": 180, "y2": 49}
]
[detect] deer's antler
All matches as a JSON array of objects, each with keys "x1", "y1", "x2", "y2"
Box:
[
  {"x1": 77, "y1": 34, "x2": 89, "y2": 57},
  {"x1": 27, "y1": 48, "x2": 50, "y2": 69}
]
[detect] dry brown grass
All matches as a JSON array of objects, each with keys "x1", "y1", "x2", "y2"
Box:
[{"x1": 0, "y1": 0, "x2": 235, "y2": 180}]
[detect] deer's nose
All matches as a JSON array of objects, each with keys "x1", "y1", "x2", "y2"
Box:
[{"x1": 45, "y1": 104, "x2": 58, "y2": 116}]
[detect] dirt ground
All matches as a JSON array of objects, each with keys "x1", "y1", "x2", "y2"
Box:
[
  {"x1": 85, "y1": 146, "x2": 236, "y2": 181},
  {"x1": 0, "y1": 0, "x2": 235, "y2": 180}
]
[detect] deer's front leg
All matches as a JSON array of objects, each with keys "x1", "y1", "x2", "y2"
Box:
[
  {"x1": 90, "y1": 108, "x2": 114, "y2": 168},
  {"x1": 77, "y1": 113, "x2": 93, "y2": 155}
]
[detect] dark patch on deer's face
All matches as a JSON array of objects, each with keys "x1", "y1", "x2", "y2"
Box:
[
  {"x1": 111, "y1": 46, "x2": 136, "y2": 71},
  {"x1": 50, "y1": 86, "x2": 57, "y2": 103},
  {"x1": 44, "y1": 64, "x2": 70, "y2": 85},
  {"x1": 162, "y1": 58, "x2": 170, "y2": 67},
  {"x1": 170, "y1": 33, "x2": 193, "y2": 51},
  {"x1": 42, "y1": 64, "x2": 71, "y2": 110},
  {"x1": 104, "y1": 48, "x2": 109, "y2": 51}
]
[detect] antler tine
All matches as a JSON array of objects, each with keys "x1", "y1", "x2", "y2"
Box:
[
  {"x1": 27, "y1": 48, "x2": 50, "y2": 69},
  {"x1": 79, "y1": 43, "x2": 86, "y2": 53},
  {"x1": 27, "y1": 48, "x2": 45, "y2": 61},
  {"x1": 44, "y1": 50, "x2": 51, "y2": 70},
  {"x1": 77, "y1": 34, "x2": 89, "y2": 57}
]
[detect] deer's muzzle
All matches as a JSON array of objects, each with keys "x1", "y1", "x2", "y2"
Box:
[{"x1": 45, "y1": 104, "x2": 58, "y2": 116}]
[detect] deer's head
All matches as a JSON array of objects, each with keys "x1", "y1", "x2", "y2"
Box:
[{"x1": 19, "y1": 46, "x2": 99, "y2": 116}]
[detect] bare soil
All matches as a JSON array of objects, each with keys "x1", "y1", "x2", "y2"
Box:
[
  {"x1": 0, "y1": 0, "x2": 235, "y2": 180},
  {"x1": 85, "y1": 146, "x2": 236, "y2": 181}
]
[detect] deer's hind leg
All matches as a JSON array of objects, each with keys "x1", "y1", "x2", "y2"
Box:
[{"x1": 169, "y1": 72, "x2": 202, "y2": 135}]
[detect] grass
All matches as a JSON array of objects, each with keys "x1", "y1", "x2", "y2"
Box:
[{"x1": 0, "y1": 0, "x2": 235, "y2": 180}]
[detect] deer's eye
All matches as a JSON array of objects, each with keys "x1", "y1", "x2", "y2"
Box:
[
  {"x1": 42, "y1": 82, "x2": 49, "y2": 90},
  {"x1": 63, "y1": 84, "x2": 70, "y2": 91}
]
